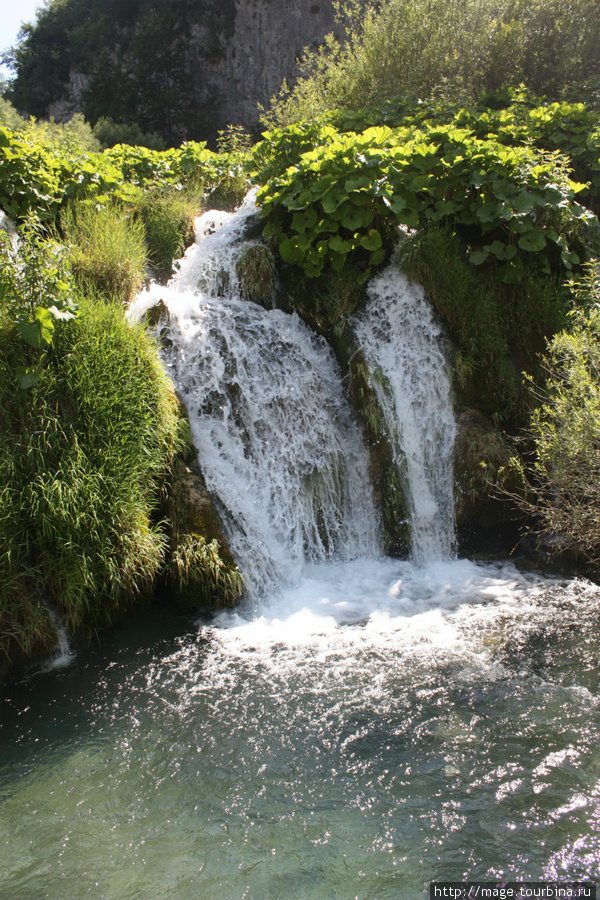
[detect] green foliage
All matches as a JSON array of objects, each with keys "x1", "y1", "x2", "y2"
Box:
[
  {"x1": 0, "y1": 126, "x2": 133, "y2": 221},
  {"x1": 0, "y1": 219, "x2": 78, "y2": 389},
  {"x1": 134, "y1": 182, "x2": 204, "y2": 281},
  {"x1": 92, "y1": 117, "x2": 166, "y2": 151},
  {"x1": 0, "y1": 124, "x2": 239, "y2": 227},
  {"x1": 266, "y1": 0, "x2": 600, "y2": 127},
  {"x1": 254, "y1": 114, "x2": 596, "y2": 281},
  {"x1": 60, "y1": 202, "x2": 148, "y2": 303},
  {"x1": 505, "y1": 263, "x2": 600, "y2": 564},
  {"x1": 0, "y1": 287, "x2": 183, "y2": 653},
  {"x1": 167, "y1": 535, "x2": 243, "y2": 609},
  {"x1": 403, "y1": 225, "x2": 570, "y2": 419}
]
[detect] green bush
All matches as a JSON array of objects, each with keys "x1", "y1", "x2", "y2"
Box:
[
  {"x1": 61, "y1": 202, "x2": 148, "y2": 303},
  {"x1": 266, "y1": 0, "x2": 600, "y2": 127},
  {"x1": 254, "y1": 117, "x2": 595, "y2": 282},
  {"x1": 92, "y1": 116, "x2": 166, "y2": 150},
  {"x1": 505, "y1": 262, "x2": 600, "y2": 563},
  {"x1": 0, "y1": 277, "x2": 183, "y2": 655},
  {"x1": 135, "y1": 182, "x2": 204, "y2": 281}
]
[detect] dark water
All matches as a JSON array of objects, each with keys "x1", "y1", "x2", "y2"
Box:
[{"x1": 1, "y1": 559, "x2": 600, "y2": 899}]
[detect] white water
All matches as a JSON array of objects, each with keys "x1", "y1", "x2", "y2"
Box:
[
  {"x1": 354, "y1": 261, "x2": 456, "y2": 563},
  {"x1": 4, "y1": 200, "x2": 600, "y2": 897},
  {"x1": 130, "y1": 195, "x2": 379, "y2": 597},
  {"x1": 41, "y1": 607, "x2": 74, "y2": 671}
]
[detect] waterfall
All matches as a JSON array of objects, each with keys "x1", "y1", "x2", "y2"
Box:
[
  {"x1": 42, "y1": 607, "x2": 74, "y2": 671},
  {"x1": 130, "y1": 196, "x2": 380, "y2": 598},
  {"x1": 353, "y1": 260, "x2": 456, "y2": 563}
]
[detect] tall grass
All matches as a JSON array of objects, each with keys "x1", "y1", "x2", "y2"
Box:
[
  {"x1": 0, "y1": 292, "x2": 183, "y2": 656},
  {"x1": 61, "y1": 202, "x2": 148, "y2": 303},
  {"x1": 135, "y1": 182, "x2": 204, "y2": 281}
]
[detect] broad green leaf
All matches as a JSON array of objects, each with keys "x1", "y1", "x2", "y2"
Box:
[
  {"x1": 15, "y1": 365, "x2": 42, "y2": 390},
  {"x1": 359, "y1": 229, "x2": 382, "y2": 252},
  {"x1": 322, "y1": 192, "x2": 349, "y2": 215},
  {"x1": 328, "y1": 234, "x2": 353, "y2": 254},
  {"x1": 341, "y1": 208, "x2": 374, "y2": 230},
  {"x1": 279, "y1": 238, "x2": 305, "y2": 265},
  {"x1": 469, "y1": 249, "x2": 489, "y2": 265},
  {"x1": 518, "y1": 229, "x2": 546, "y2": 252},
  {"x1": 17, "y1": 307, "x2": 55, "y2": 350},
  {"x1": 291, "y1": 208, "x2": 318, "y2": 234}
]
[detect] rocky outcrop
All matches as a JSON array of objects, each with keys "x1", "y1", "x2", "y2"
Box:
[
  {"x1": 10, "y1": 0, "x2": 340, "y2": 143},
  {"x1": 196, "y1": 0, "x2": 339, "y2": 134}
]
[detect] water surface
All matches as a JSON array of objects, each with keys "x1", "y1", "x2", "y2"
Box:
[{"x1": 1, "y1": 559, "x2": 599, "y2": 899}]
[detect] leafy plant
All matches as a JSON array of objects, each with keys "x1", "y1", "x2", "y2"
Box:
[
  {"x1": 0, "y1": 217, "x2": 78, "y2": 389},
  {"x1": 503, "y1": 263, "x2": 600, "y2": 563},
  {"x1": 265, "y1": 0, "x2": 600, "y2": 127},
  {"x1": 255, "y1": 117, "x2": 596, "y2": 281}
]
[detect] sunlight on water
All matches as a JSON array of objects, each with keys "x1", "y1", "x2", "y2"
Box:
[
  {"x1": 2, "y1": 560, "x2": 600, "y2": 899},
  {"x1": 5, "y1": 198, "x2": 598, "y2": 897}
]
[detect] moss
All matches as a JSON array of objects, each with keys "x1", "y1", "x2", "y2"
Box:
[
  {"x1": 236, "y1": 243, "x2": 276, "y2": 305},
  {"x1": 402, "y1": 225, "x2": 570, "y2": 426},
  {"x1": 330, "y1": 320, "x2": 412, "y2": 556},
  {"x1": 277, "y1": 260, "x2": 367, "y2": 337},
  {"x1": 165, "y1": 457, "x2": 243, "y2": 610}
]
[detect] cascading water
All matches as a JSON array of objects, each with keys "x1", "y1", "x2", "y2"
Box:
[
  {"x1": 354, "y1": 260, "x2": 456, "y2": 563},
  {"x1": 3, "y1": 196, "x2": 600, "y2": 898},
  {"x1": 130, "y1": 193, "x2": 379, "y2": 596}
]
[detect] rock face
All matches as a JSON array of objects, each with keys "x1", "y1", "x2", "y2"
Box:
[
  {"x1": 191, "y1": 0, "x2": 339, "y2": 135},
  {"x1": 12, "y1": 0, "x2": 339, "y2": 143}
]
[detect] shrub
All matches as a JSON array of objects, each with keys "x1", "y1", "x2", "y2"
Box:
[
  {"x1": 0, "y1": 282, "x2": 183, "y2": 654},
  {"x1": 61, "y1": 201, "x2": 148, "y2": 303},
  {"x1": 92, "y1": 116, "x2": 166, "y2": 150},
  {"x1": 135, "y1": 182, "x2": 204, "y2": 281},
  {"x1": 504, "y1": 262, "x2": 600, "y2": 563},
  {"x1": 266, "y1": 0, "x2": 600, "y2": 127}
]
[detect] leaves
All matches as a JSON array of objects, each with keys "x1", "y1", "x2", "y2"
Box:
[{"x1": 254, "y1": 99, "x2": 598, "y2": 281}]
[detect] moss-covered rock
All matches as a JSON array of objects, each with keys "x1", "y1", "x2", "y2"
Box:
[
  {"x1": 330, "y1": 319, "x2": 412, "y2": 556},
  {"x1": 165, "y1": 457, "x2": 243, "y2": 610},
  {"x1": 236, "y1": 243, "x2": 276, "y2": 305},
  {"x1": 453, "y1": 409, "x2": 522, "y2": 554}
]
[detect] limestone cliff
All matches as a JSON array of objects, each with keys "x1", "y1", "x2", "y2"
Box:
[{"x1": 8, "y1": 0, "x2": 339, "y2": 144}]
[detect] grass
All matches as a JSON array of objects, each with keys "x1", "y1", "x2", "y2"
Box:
[
  {"x1": 236, "y1": 243, "x2": 276, "y2": 305},
  {"x1": 134, "y1": 182, "x2": 204, "y2": 281},
  {"x1": 0, "y1": 290, "x2": 184, "y2": 657},
  {"x1": 60, "y1": 202, "x2": 148, "y2": 303}
]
